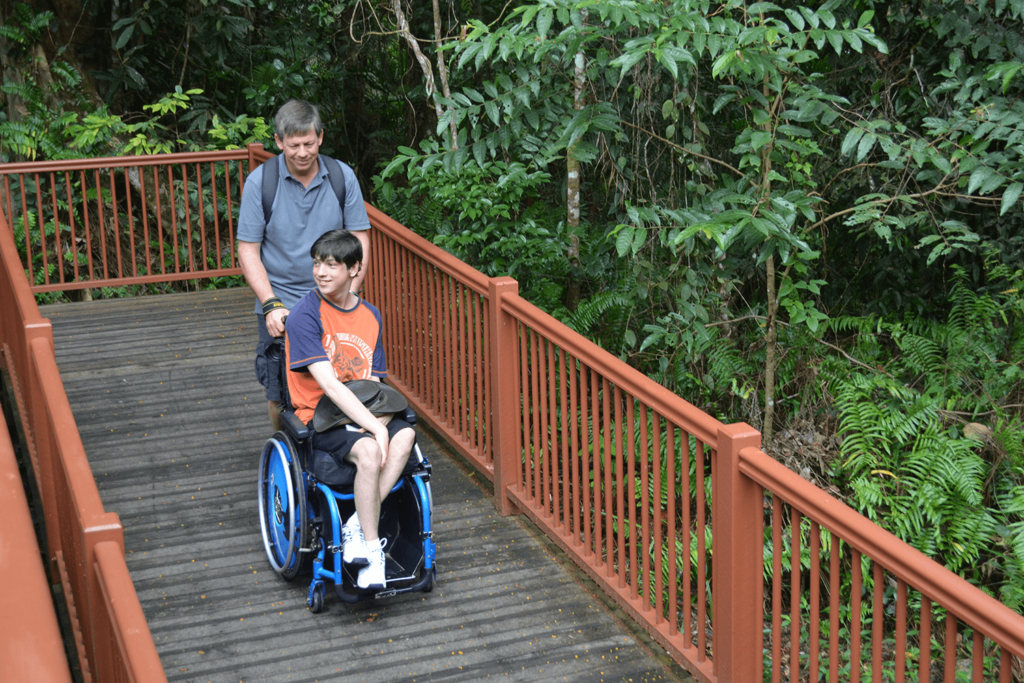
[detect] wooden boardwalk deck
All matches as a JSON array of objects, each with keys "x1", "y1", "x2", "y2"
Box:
[{"x1": 42, "y1": 288, "x2": 688, "y2": 683}]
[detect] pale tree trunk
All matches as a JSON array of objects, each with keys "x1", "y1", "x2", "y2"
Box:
[
  {"x1": 760, "y1": 78, "x2": 781, "y2": 448},
  {"x1": 430, "y1": 0, "x2": 458, "y2": 145},
  {"x1": 565, "y1": 37, "x2": 586, "y2": 310},
  {"x1": 392, "y1": 0, "x2": 458, "y2": 150}
]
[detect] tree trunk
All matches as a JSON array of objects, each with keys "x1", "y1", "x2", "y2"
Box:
[
  {"x1": 565, "y1": 42, "x2": 586, "y2": 310},
  {"x1": 392, "y1": 0, "x2": 457, "y2": 150}
]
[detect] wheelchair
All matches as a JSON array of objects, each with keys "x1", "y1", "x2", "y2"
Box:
[{"x1": 256, "y1": 345, "x2": 436, "y2": 611}]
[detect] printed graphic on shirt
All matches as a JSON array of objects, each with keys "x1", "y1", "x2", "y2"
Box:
[{"x1": 324, "y1": 332, "x2": 373, "y2": 381}]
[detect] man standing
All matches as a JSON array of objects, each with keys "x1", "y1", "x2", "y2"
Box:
[{"x1": 237, "y1": 99, "x2": 371, "y2": 431}]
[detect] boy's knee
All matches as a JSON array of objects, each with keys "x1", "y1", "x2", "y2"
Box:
[{"x1": 347, "y1": 437, "x2": 382, "y2": 470}]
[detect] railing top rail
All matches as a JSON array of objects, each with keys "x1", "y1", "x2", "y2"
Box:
[
  {"x1": 0, "y1": 148, "x2": 253, "y2": 175},
  {"x1": 502, "y1": 291, "x2": 725, "y2": 448},
  {"x1": 366, "y1": 204, "x2": 491, "y2": 295},
  {"x1": 739, "y1": 445, "x2": 1024, "y2": 659}
]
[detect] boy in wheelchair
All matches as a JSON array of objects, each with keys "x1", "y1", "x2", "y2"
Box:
[{"x1": 283, "y1": 229, "x2": 414, "y2": 590}]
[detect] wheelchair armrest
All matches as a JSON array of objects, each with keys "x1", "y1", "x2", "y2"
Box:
[
  {"x1": 281, "y1": 411, "x2": 309, "y2": 441},
  {"x1": 401, "y1": 406, "x2": 418, "y2": 426}
]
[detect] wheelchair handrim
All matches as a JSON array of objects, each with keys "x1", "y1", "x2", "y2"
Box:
[{"x1": 258, "y1": 437, "x2": 297, "y2": 574}]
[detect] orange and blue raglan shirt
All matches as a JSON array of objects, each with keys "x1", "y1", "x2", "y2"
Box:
[{"x1": 284, "y1": 289, "x2": 386, "y2": 425}]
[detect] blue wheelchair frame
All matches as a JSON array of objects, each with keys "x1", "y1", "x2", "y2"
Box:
[{"x1": 258, "y1": 401, "x2": 437, "y2": 611}]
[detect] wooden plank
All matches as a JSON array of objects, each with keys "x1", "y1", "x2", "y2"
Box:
[{"x1": 43, "y1": 289, "x2": 685, "y2": 682}]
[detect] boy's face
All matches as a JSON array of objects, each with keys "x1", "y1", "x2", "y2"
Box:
[{"x1": 313, "y1": 255, "x2": 360, "y2": 301}]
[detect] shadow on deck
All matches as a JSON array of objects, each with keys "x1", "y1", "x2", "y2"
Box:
[{"x1": 41, "y1": 288, "x2": 692, "y2": 683}]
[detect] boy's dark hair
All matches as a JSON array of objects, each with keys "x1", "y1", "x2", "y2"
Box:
[{"x1": 311, "y1": 230, "x2": 362, "y2": 267}]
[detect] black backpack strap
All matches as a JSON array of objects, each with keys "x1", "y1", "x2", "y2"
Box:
[
  {"x1": 261, "y1": 154, "x2": 347, "y2": 225},
  {"x1": 261, "y1": 155, "x2": 280, "y2": 224},
  {"x1": 321, "y1": 155, "x2": 348, "y2": 225}
]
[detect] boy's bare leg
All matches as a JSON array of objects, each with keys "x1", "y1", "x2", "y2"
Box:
[
  {"x1": 346, "y1": 438, "x2": 383, "y2": 541},
  {"x1": 377, "y1": 427, "x2": 415, "y2": 501}
]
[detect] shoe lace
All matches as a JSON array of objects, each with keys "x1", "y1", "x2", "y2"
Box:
[{"x1": 341, "y1": 520, "x2": 363, "y2": 546}]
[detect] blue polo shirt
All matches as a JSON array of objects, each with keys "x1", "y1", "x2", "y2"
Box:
[{"x1": 237, "y1": 154, "x2": 371, "y2": 311}]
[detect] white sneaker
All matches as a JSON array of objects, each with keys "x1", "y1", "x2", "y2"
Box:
[
  {"x1": 341, "y1": 513, "x2": 369, "y2": 567},
  {"x1": 356, "y1": 538, "x2": 387, "y2": 590}
]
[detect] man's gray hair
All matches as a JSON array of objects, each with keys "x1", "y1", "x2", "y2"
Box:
[{"x1": 274, "y1": 100, "x2": 323, "y2": 138}]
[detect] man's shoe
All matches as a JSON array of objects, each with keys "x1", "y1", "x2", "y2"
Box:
[
  {"x1": 357, "y1": 538, "x2": 387, "y2": 590},
  {"x1": 341, "y1": 513, "x2": 369, "y2": 567}
]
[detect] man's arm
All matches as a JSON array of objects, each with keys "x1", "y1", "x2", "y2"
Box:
[
  {"x1": 239, "y1": 240, "x2": 288, "y2": 337},
  {"x1": 307, "y1": 361, "x2": 390, "y2": 465},
  {"x1": 350, "y1": 230, "x2": 370, "y2": 295}
]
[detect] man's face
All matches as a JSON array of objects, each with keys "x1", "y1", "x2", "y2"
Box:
[
  {"x1": 274, "y1": 128, "x2": 323, "y2": 178},
  {"x1": 313, "y1": 255, "x2": 359, "y2": 301}
]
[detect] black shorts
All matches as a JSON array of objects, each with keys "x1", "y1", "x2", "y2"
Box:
[
  {"x1": 254, "y1": 313, "x2": 284, "y2": 402},
  {"x1": 309, "y1": 417, "x2": 414, "y2": 462}
]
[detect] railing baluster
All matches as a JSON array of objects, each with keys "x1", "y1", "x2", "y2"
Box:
[
  {"x1": 873, "y1": 562, "x2": 883, "y2": 683},
  {"x1": 63, "y1": 172, "x2": 80, "y2": 282},
  {"x1": 210, "y1": 161, "x2": 223, "y2": 269},
  {"x1": 696, "y1": 440, "x2": 707, "y2": 660},
  {"x1": 108, "y1": 170, "x2": 122, "y2": 279},
  {"x1": 196, "y1": 163, "x2": 208, "y2": 271},
  {"x1": 151, "y1": 167, "x2": 165, "y2": 275},
  {"x1": 971, "y1": 630, "x2": 983, "y2": 683},
  {"x1": 653, "y1": 412, "x2": 663, "y2": 623},
  {"x1": 626, "y1": 395, "x2": 636, "y2": 597},
  {"x1": 50, "y1": 173, "x2": 65, "y2": 282},
  {"x1": 138, "y1": 166, "x2": 152, "y2": 276},
  {"x1": 791, "y1": 509, "x2": 802, "y2": 683},
  {"x1": 829, "y1": 533, "x2": 840, "y2": 682},
  {"x1": 181, "y1": 164, "x2": 194, "y2": 272},
  {"x1": 78, "y1": 170, "x2": 94, "y2": 282},
  {"x1": 944, "y1": 613, "x2": 956, "y2": 682},
  {"x1": 772, "y1": 499, "x2": 783, "y2": 683},
  {"x1": 896, "y1": 579, "x2": 907, "y2": 683},
  {"x1": 222, "y1": 161, "x2": 235, "y2": 268},
  {"x1": 94, "y1": 169, "x2": 108, "y2": 281},
  {"x1": 639, "y1": 402, "x2": 650, "y2": 611},
  {"x1": 602, "y1": 376, "x2": 612, "y2": 575},
  {"x1": 667, "y1": 422, "x2": 677, "y2": 628},
  {"x1": 810, "y1": 521, "x2": 821, "y2": 683},
  {"x1": 560, "y1": 347, "x2": 569, "y2": 532},
  {"x1": 123, "y1": 169, "x2": 136, "y2": 277}
]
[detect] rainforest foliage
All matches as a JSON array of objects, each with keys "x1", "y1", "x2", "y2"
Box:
[{"x1": 1, "y1": 0, "x2": 1022, "y2": 610}]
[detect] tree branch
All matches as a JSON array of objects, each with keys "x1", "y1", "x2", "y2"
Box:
[{"x1": 621, "y1": 121, "x2": 744, "y2": 178}]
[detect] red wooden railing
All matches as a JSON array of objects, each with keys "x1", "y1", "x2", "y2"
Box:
[
  {"x1": 0, "y1": 391, "x2": 74, "y2": 683},
  {"x1": 0, "y1": 181, "x2": 167, "y2": 682},
  {"x1": 2, "y1": 147, "x2": 1022, "y2": 682}
]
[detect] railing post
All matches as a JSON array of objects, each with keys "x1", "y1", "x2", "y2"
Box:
[
  {"x1": 488, "y1": 276, "x2": 520, "y2": 516},
  {"x1": 713, "y1": 422, "x2": 763, "y2": 682},
  {"x1": 246, "y1": 142, "x2": 266, "y2": 174}
]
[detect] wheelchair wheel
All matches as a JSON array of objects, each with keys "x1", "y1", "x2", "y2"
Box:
[
  {"x1": 258, "y1": 432, "x2": 309, "y2": 580},
  {"x1": 308, "y1": 581, "x2": 326, "y2": 613}
]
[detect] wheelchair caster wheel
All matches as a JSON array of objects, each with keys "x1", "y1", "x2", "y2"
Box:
[
  {"x1": 308, "y1": 582, "x2": 326, "y2": 613},
  {"x1": 424, "y1": 566, "x2": 436, "y2": 593}
]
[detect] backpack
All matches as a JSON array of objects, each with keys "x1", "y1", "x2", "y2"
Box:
[{"x1": 260, "y1": 154, "x2": 347, "y2": 223}]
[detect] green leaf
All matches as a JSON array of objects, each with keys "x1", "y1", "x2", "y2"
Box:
[
  {"x1": 537, "y1": 8, "x2": 553, "y2": 38},
  {"x1": 1001, "y1": 182, "x2": 1023, "y2": 215},
  {"x1": 750, "y1": 130, "x2": 772, "y2": 150},
  {"x1": 616, "y1": 226, "x2": 635, "y2": 257},
  {"x1": 967, "y1": 165, "x2": 995, "y2": 194},
  {"x1": 842, "y1": 127, "x2": 865, "y2": 156}
]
